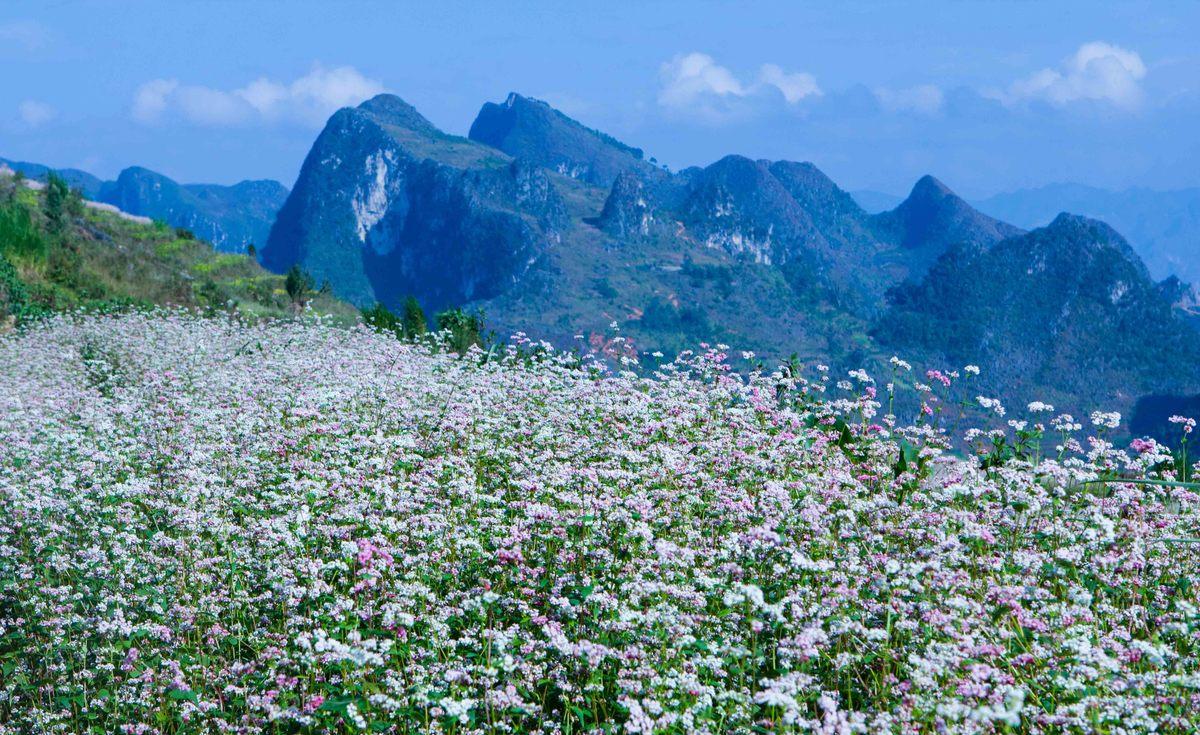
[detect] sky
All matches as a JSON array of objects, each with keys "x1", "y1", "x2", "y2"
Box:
[{"x1": 2, "y1": 1, "x2": 1198, "y2": 198}]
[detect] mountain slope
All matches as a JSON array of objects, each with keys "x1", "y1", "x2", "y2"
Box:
[
  {"x1": 0, "y1": 157, "x2": 104, "y2": 198},
  {"x1": 468, "y1": 93, "x2": 659, "y2": 187},
  {"x1": 875, "y1": 213, "x2": 1200, "y2": 412},
  {"x1": 973, "y1": 183, "x2": 1200, "y2": 285},
  {"x1": 98, "y1": 167, "x2": 288, "y2": 253},
  {"x1": 262, "y1": 94, "x2": 566, "y2": 311},
  {"x1": 872, "y1": 175, "x2": 1023, "y2": 280},
  {"x1": 1, "y1": 156, "x2": 289, "y2": 254},
  {"x1": 0, "y1": 170, "x2": 353, "y2": 322}
]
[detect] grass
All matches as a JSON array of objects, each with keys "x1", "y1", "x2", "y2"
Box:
[{"x1": 0, "y1": 178, "x2": 358, "y2": 324}]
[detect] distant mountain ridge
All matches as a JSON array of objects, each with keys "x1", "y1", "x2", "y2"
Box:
[
  {"x1": 468, "y1": 93, "x2": 660, "y2": 187},
  {"x1": 0, "y1": 157, "x2": 105, "y2": 198},
  {"x1": 0, "y1": 157, "x2": 287, "y2": 253},
  {"x1": 972, "y1": 183, "x2": 1200, "y2": 287}
]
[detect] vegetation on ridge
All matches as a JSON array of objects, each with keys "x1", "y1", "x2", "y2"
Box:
[{"x1": 0, "y1": 172, "x2": 356, "y2": 325}]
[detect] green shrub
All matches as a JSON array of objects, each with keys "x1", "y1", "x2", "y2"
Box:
[
  {"x1": 284, "y1": 265, "x2": 314, "y2": 305},
  {"x1": 363, "y1": 296, "x2": 429, "y2": 341},
  {"x1": 401, "y1": 295, "x2": 427, "y2": 338},
  {"x1": 436, "y1": 307, "x2": 488, "y2": 354},
  {"x1": 0, "y1": 201, "x2": 48, "y2": 262},
  {"x1": 0, "y1": 252, "x2": 30, "y2": 319}
]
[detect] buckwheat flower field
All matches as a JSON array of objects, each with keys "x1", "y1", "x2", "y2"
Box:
[{"x1": 2, "y1": 313, "x2": 1199, "y2": 734}]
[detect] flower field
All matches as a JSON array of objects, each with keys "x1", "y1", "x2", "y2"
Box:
[{"x1": 1, "y1": 313, "x2": 1198, "y2": 734}]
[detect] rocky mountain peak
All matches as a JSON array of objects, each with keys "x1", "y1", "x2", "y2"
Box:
[
  {"x1": 468, "y1": 92, "x2": 653, "y2": 187},
  {"x1": 599, "y1": 172, "x2": 657, "y2": 240},
  {"x1": 356, "y1": 94, "x2": 440, "y2": 135}
]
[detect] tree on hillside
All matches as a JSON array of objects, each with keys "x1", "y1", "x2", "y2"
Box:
[
  {"x1": 362, "y1": 302, "x2": 402, "y2": 338},
  {"x1": 402, "y1": 296, "x2": 427, "y2": 338},
  {"x1": 284, "y1": 265, "x2": 314, "y2": 306},
  {"x1": 44, "y1": 174, "x2": 72, "y2": 232},
  {"x1": 362, "y1": 296, "x2": 428, "y2": 341},
  {"x1": 436, "y1": 307, "x2": 488, "y2": 354}
]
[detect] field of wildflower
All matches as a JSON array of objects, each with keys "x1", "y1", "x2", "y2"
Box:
[{"x1": 1, "y1": 312, "x2": 1198, "y2": 734}]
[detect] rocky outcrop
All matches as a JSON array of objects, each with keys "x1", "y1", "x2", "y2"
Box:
[{"x1": 261, "y1": 94, "x2": 567, "y2": 311}]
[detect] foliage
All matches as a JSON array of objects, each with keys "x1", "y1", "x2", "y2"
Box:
[
  {"x1": 1, "y1": 314, "x2": 1198, "y2": 733},
  {"x1": 364, "y1": 298, "x2": 427, "y2": 341},
  {"x1": 401, "y1": 295, "x2": 427, "y2": 338},
  {"x1": 42, "y1": 172, "x2": 82, "y2": 233},
  {"x1": 0, "y1": 185, "x2": 356, "y2": 324},
  {"x1": 0, "y1": 199, "x2": 48, "y2": 261},
  {"x1": 284, "y1": 264, "x2": 315, "y2": 305},
  {"x1": 435, "y1": 306, "x2": 488, "y2": 354}
]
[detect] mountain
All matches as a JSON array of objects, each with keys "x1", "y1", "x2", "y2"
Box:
[
  {"x1": 468, "y1": 93, "x2": 659, "y2": 187},
  {"x1": 261, "y1": 93, "x2": 1043, "y2": 351},
  {"x1": 262, "y1": 94, "x2": 566, "y2": 310},
  {"x1": 973, "y1": 183, "x2": 1200, "y2": 286},
  {"x1": 261, "y1": 92, "x2": 1200, "y2": 438},
  {"x1": 875, "y1": 213, "x2": 1200, "y2": 412},
  {"x1": 874, "y1": 175, "x2": 1023, "y2": 280},
  {"x1": 98, "y1": 167, "x2": 288, "y2": 253},
  {"x1": 0, "y1": 157, "x2": 104, "y2": 198}
]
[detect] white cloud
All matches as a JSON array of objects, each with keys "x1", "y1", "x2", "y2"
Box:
[
  {"x1": 994, "y1": 42, "x2": 1147, "y2": 109},
  {"x1": 17, "y1": 100, "x2": 55, "y2": 128},
  {"x1": 875, "y1": 84, "x2": 944, "y2": 115},
  {"x1": 758, "y1": 64, "x2": 821, "y2": 104},
  {"x1": 658, "y1": 53, "x2": 747, "y2": 110},
  {"x1": 658, "y1": 52, "x2": 820, "y2": 120},
  {"x1": 131, "y1": 65, "x2": 384, "y2": 126},
  {"x1": 0, "y1": 20, "x2": 49, "y2": 51},
  {"x1": 132, "y1": 79, "x2": 180, "y2": 123}
]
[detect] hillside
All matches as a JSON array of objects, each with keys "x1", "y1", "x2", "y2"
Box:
[
  {"x1": 974, "y1": 183, "x2": 1200, "y2": 286},
  {"x1": 0, "y1": 156, "x2": 105, "y2": 198},
  {"x1": 0, "y1": 171, "x2": 355, "y2": 324},
  {"x1": 875, "y1": 213, "x2": 1200, "y2": 412},
  {"x1": 1, "y1": 157, "x2": 288, "y2": 254}
]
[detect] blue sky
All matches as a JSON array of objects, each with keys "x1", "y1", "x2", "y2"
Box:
[{"x1": 2, "y1": 1, "x2": 1198, "y2": 198}]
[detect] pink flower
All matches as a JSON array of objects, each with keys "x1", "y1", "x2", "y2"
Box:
[{"x1": 1130, "y1": 437, "x2": 1156, "y2": 454}]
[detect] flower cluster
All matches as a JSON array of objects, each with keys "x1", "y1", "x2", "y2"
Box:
[{"x1": 1, "y1": 312, "x2": 1198, "y2": 733}]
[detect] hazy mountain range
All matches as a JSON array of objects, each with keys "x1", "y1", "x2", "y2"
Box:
[
  {"x1": 0, "y1": 157, "x2": 285, "y2": 253},
  {"x1": 854, "y1": 184, "x2": 1200, "y2": 286},
  {"x1": 7, "y1": 93, "x2": 1200, "y2": 432}
]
